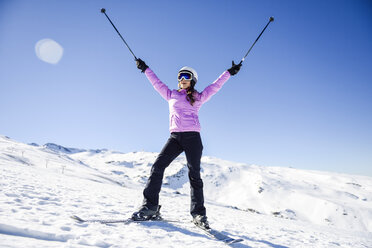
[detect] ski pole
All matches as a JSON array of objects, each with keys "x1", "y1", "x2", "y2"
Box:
[
  {"x1": 241, "y1": 17, "x2": 274, "y2": 63},
  {"x1": 100, "y1": 8, "x2": 138, "y2": 60}
]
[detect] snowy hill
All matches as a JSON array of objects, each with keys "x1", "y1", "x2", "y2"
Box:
[{"x1": 0, "y1": 135, "x2": 371, "y2": 247}]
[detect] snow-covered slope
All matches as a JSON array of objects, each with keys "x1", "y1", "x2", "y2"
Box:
[
  {"x1": 1, "y1": 135, "x2": 371, "y2": 247},
  {"x1": 69, "y1": 148, "x2": 372, "y2": 233}
]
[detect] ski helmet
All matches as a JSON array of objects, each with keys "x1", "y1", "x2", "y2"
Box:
[{"x1": 178, "y1": 66, "x2": 198, "y2": 83}]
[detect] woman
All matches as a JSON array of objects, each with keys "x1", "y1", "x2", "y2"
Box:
[{"x1": 132, "y1": 58, "x2": 242, "y2": 228}]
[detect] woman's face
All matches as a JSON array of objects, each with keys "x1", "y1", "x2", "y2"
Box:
[{"x1": 179, "y1": 78, "x2": 191, "y2": 89}]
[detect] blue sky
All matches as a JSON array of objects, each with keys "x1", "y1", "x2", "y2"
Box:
[{"x1": 1, "y1": 0, "x2": 371, "y2": 176}]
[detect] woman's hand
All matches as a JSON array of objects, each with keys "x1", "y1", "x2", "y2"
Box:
[
  {"x1": 227, "y1": 61, "x2": 242, "y2": 76},
  {"x1": 136, "y1": 58, "x2": 149, "y2": 73}
]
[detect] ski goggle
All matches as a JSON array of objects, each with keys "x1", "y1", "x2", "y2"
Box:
[{"x1": 177, "y1": 72, "x2": 192, "y2": 81}]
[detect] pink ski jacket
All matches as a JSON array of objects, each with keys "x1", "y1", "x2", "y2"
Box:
[{"x1": 144, "y1": 68, "x2": 231, "y2": 133}]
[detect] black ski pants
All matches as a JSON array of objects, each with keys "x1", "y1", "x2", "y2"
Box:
[{"x1": 142, "y1": 131, "x2": 206, "y2": 217}]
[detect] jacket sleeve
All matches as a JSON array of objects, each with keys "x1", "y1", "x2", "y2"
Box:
[
  {"x1": 144, "y1": 68, "x2": 171, "y2": 101},
  {"x1": 199, "y1": 71, "x2": 231, "y2": 104}
]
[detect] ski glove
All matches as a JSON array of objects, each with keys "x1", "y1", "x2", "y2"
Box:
[
  {"x1": 227, "y1": 61, "x2": 242, "y2": 76},
  {"x1": 136, "y1": 58, "x2": 148, "y2": 73}
]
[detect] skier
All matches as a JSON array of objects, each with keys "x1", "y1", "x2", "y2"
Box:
[{"x1": 132, "y1": 58, "x2": 242, "y2": 229}]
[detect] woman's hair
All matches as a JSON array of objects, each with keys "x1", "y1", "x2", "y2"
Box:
[
  {"x1": 178, "y1": 79, "x2": 196, "y2": 106},
  {"x1": 186, "y1": 80, "x2": 196, "y2": 105}
]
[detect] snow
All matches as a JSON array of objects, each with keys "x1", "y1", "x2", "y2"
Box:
[{"x1": 1, "y1": 135, "x2": 371, "y2": 247}]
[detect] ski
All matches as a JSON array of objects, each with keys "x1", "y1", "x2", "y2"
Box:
[
  {"x1": 71, "y1": 215, "x2": 132, "y2": 224},
  {"x1": 70, "y1": 215, "x2": 176, "y2": 225},
  {"x1": 194, "y1": 224, "x2": 243, "y2": 245},
  {"x1": 71, "y1": 215, "x2": 243, "y2": 244}
]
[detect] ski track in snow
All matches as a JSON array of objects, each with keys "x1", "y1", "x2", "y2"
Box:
[{"x1": 0, "y1": 135, "x2": 371, "y2": 247}]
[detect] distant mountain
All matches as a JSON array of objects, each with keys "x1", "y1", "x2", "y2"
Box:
[
  {"x1": 43, "y1": 143, "x2": 106, "y2": 154},
  {"x1": 43, "y1": 143, "x2": 85, "y2": 154},
  {"x1": 28, "y1": 143, "x2": 39, "y2": 147}
]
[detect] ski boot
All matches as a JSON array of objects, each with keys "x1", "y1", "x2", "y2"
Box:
[
  {"x1": 131, "y1": 205, "x2": 162, "y2": 221},
  {"x1": 193, "y1": 214, "x2": 210, "y2": 229}
]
